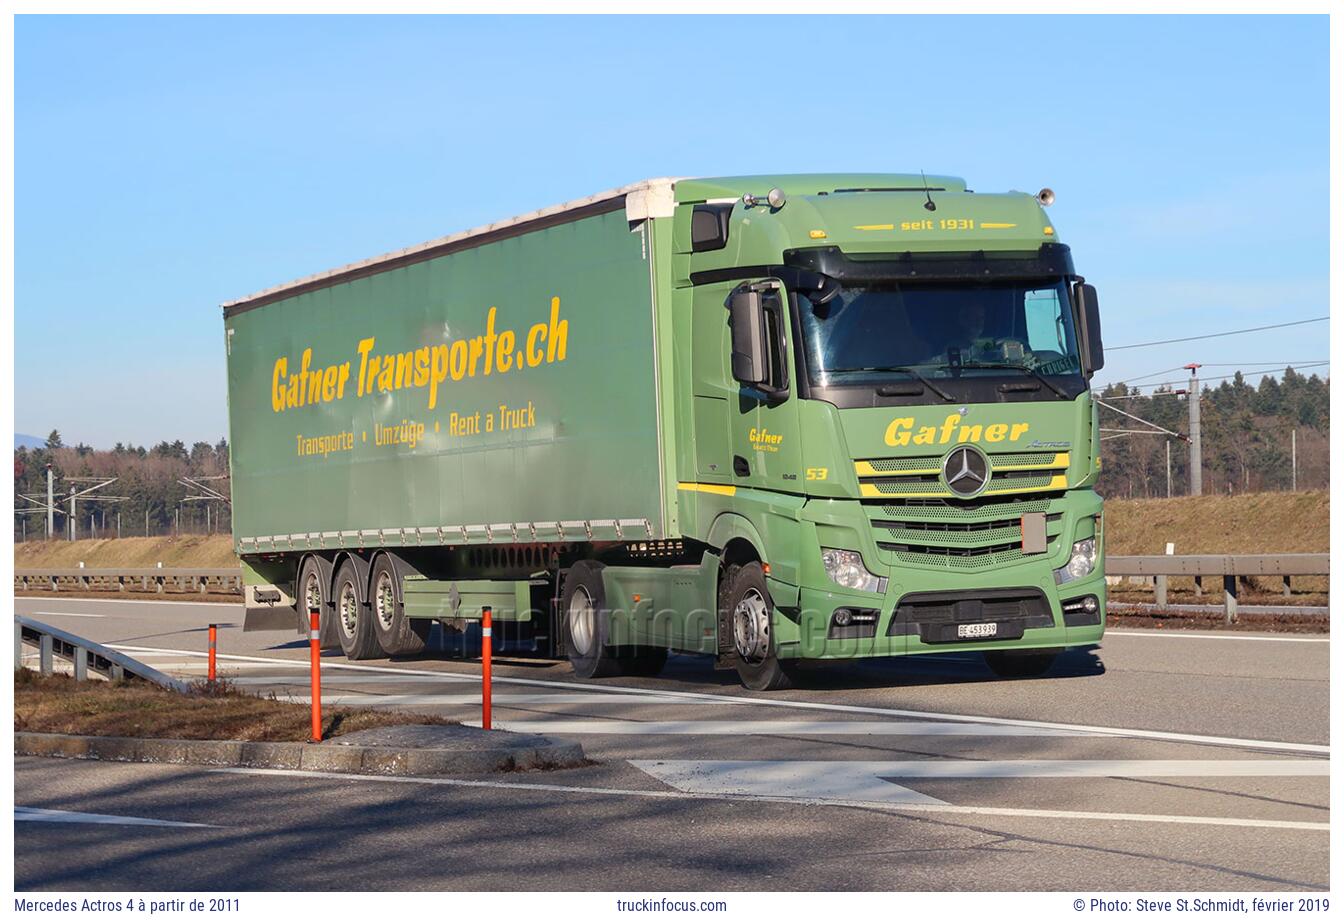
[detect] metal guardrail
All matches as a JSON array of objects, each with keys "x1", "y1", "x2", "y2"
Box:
[
  {"x1": 15, "y1": 567, "x2": 242, "y2": 595},
  {"x1": 1106, "y1": 553, "x2": 1328, "y2": 622},
  {"x1": 15, "y1": 554, "x2": 1329, "y2": 625},
  {"x1": 15, "y1": 615, "x2": 191, "y2": 692}
]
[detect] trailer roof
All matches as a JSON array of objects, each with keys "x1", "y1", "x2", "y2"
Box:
[
  {"x1": 220, "y1": 173, "x2": 974, "y2": 315},
  {"x1": 221, "y1": 177, "x2": 682, "y2": 314}
]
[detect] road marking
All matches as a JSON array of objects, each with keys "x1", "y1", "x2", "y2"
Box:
[
  {"x1": 26, "y1": 611, "x2": 106, "y2": 618},
  {"x1": 212, "y1": 767, "x2": 1329, "y2": 832},
  {"x1": 475, "y1": 719, "x2": 1095, "y2": 737},
  {"x1": 284, "y1": 693, "x2": 745, "y2": 706},
  {"x1": 112, "y1": 643, "x2": 1328, "y2": 755},
  {"x1": 14, "y1": 806, "x2": 219, "y2": 828},
  {"x1": 633, "y1": 758, "x2": 1330, "y2": 782},
  {"x1": 1106, "y1": 629, "x2": 1329, "y2": 644}
]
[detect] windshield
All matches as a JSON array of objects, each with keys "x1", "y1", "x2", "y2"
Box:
[{"x1": 799, "y1": 278, "x2": 1083, "y2": 387}]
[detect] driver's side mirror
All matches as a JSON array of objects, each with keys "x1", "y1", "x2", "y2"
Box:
[
  {"x1": 726, "y1": 283, "x2": 790, "y2": 400},
  {"x1": 1075, "y1": 282, "x2": 1104, "y2": 375}
]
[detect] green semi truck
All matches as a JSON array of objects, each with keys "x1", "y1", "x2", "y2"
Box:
[{"x1": 225, "y1": 173, "x2": 1106, "y2": 690}]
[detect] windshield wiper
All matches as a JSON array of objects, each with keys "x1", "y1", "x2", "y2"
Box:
[
  {"x1": 956, "y1": 361, "x2": 1071, "y2": 400},
  {"x1": 850, "y1": 366, "x2": 954, "y2": 402}
]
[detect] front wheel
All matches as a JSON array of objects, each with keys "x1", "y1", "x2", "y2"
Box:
[{"x1": 722, "y1": 562, "x2": 795, "y2": 692}]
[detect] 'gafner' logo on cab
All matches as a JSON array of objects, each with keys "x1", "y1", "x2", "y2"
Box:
[
  {"x1": 885, "y1": 414, "x2": 1030, "y2": 447},
  {"x1": 749, "y1": 427, "x2": 784, "y2": 452}
]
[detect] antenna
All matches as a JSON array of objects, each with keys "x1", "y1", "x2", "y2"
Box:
[{"x1": 921, "y1": 170, "x2": 937, "y2": 212}]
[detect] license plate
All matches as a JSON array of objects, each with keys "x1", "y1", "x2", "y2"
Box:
[{"x1": 957, "y1": 622, "x2": 998, "y2": 639}]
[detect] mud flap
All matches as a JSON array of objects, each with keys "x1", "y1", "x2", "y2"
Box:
[{"x1": 244, "y1": 605, "x2": 302, "y2": 633}]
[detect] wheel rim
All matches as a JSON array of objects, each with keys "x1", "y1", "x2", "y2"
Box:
[
  {"x1": 374, "y1": 571, "x2": 396, "y2": 631},
  {"x1": 733, "y1": 587, "x2": 770, "y2": 662},
  {"x1": 303, "y1": 572, "x2": 322, "y2": 615},
  {"x1": 338, "y1": 580, "x2": 359, "y2": 639},
  {"x1": 568, "y1": 585, "x2": 596, "y2": 656}
]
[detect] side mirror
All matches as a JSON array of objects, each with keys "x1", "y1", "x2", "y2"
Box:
[
  {"x1": 1075, "y1": 282, "x2": 1104, "y2": 375},
  {"x1": 727, "y1": 287, "x2": 768, "y2": 386},
  {"x1": 726, "y1": 283, "x2": 789, "y2": 399}
]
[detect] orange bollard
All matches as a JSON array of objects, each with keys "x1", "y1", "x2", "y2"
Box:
[
  {"x1": 207, "y1": 624, "x2": 217, "y2": 683},
  {"x1": 308, "y1": 608, "x2": 322, "y2": 743},
  {"x1": 481, "y1": 606, "x2": 492, "y2": 731}
]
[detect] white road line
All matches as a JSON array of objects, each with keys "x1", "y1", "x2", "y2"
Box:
[
  {"x1": 633, "y1": 758, "x2": 1330, "y2": 781},
  {"x1": 212, "y1": 767, "x2": 1328, "y2": 832},
  {"x1": 24, "y1": 611, "x2": 106, "y2": 618},
  {"x1": 14, "y1": 806, "x2": 219, "y2": 828},
  {"x1": 284, "y1": 693, "x2": 744, "y2": 706},
  {"x1": 112, "y1": 643, "x2": 1328, "y2": 755},
  {"x1": 1106, "y1": 629, "x2": 1329, "y2": 644},
  {"x1": 475, "y1": 719, "x2": 1095, "y2": 737}
]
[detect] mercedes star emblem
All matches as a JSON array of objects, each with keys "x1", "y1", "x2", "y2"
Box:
[{"x1": 943, "y1": 446, "x2": 991, "y2": 497}]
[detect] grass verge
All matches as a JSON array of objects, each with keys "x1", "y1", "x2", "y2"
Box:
[{"x1": 14, "y1": 669, "x2": 451, "y2": 742}]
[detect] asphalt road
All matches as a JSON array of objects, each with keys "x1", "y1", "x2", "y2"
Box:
[{"x1": 13, "y1": 596, "x2": 1331, "y2": 891}]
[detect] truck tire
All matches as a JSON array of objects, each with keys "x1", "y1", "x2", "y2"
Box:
[
  {"x1": 334, "y1": 558, "x2": 382, "y2": 660},
  {"x1": 983, "y1": 648, "x2": 1060, "y2": 679},
  {"x1": 723, "y1": 561, "x2": 795, "y2": 692},
  {"x1": 561, "y1": 561, "x2": 622, "y2": 679},
  {"x1": 298, "y1": 556, "x2": 339, "y2": 650},
  {"x1": 369, "y1": 554, "x2": 430, "y2": 657}
]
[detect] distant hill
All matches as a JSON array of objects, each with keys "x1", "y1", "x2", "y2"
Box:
[{"x1": 14, "y1": 434, "x2": 46, "y2": 449}]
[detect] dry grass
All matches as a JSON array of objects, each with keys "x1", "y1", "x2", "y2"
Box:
[
  {"x1": 1104, "y1": 490, "x2": 1328, "y2": 555},
  {"x1": 14, "y1": 535, "x2": 238, "y2": 569},
  {"x1": 14, "y1": 669, "x2": 451, "y2": 742}
]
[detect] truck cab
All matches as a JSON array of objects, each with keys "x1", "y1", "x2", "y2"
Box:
[{"x1": 668, "y1": 174, "x2": 1106, "y2": 688}]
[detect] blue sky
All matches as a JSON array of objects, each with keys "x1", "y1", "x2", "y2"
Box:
[{"x1": 15, "y1": 14, "x2": 1330, "y2": 446}]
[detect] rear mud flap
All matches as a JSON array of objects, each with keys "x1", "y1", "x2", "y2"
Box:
[{"x1": 244, "y1": 605, "x2": 301, "y2": 633}]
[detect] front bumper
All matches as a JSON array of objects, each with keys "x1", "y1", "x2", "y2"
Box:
[{"x1": 773, "y1": 492, "x2": 1106, "y2": 661}]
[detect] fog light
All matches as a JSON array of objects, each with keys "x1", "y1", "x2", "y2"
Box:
[
  {"x1": 833, "y1": 608, "x2": 853, "y2": 627},
  {"x1": 1083, "y1": 596, "x2": 1099, "y2": 613}
]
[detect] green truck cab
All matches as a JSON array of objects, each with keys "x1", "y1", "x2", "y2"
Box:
[{"x1": 225, "y1": 173, "x2": 1105, "y2": 690}]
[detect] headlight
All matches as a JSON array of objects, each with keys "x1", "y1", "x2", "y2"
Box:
[
  {"x1": 1054, "y1": 537, "x2": 1097, "y2": 585},
  {"x1": 820, "y1": 548, "x2": 886, "y2": 593}
]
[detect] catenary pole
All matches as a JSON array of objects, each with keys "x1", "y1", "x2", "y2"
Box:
[{"x1": 1186, "y1": 364, "x2": 1202, "y2": 496}]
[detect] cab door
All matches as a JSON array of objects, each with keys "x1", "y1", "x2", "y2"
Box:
[{"x1": 724, "y1": 280, "x2": 803, "y2": 494}]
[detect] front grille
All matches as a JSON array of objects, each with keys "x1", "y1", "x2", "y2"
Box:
[
  {"x1": 865, "y1": 495, "x2": 1065, "y2": 570},
  {"x1": 855, "y1": 449, "x2": 1069, "y2": 500},
  {"x1": 887, "y1": 588, "x2": 1056, "y2": 642}
]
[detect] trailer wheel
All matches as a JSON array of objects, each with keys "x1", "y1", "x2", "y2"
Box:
[
  {"x1": 723, "y1": 562, "x2": 795, "y2": 692},
  {"x1": 983, "y1": 648, "x2": 1060, "y2": 679},
  {"x1": 334, "y1": 558, "x2": 381, "y2": 660},
  {"x1": 369, "y1": 555, "x2": 430, "y2": 657},
  {"x1": 561, "y1": 561, "x2": 622, "y2": 679},
  {"x1": 298, "y1": 556, "x2": 339, "y2": 650}
]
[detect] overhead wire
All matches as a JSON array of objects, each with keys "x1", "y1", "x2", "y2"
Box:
[{"x1": 1107, "y1": 316, "x2": 1328, "y2": 351}]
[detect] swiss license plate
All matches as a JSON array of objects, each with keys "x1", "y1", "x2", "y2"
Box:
[{"x1": 957, "y1": 622, "x2": 998, "y2": 639}]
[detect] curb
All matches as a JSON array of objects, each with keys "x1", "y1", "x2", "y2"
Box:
[{"x1": 14, "y1": 731, "x2": 587, "y2": 775}]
